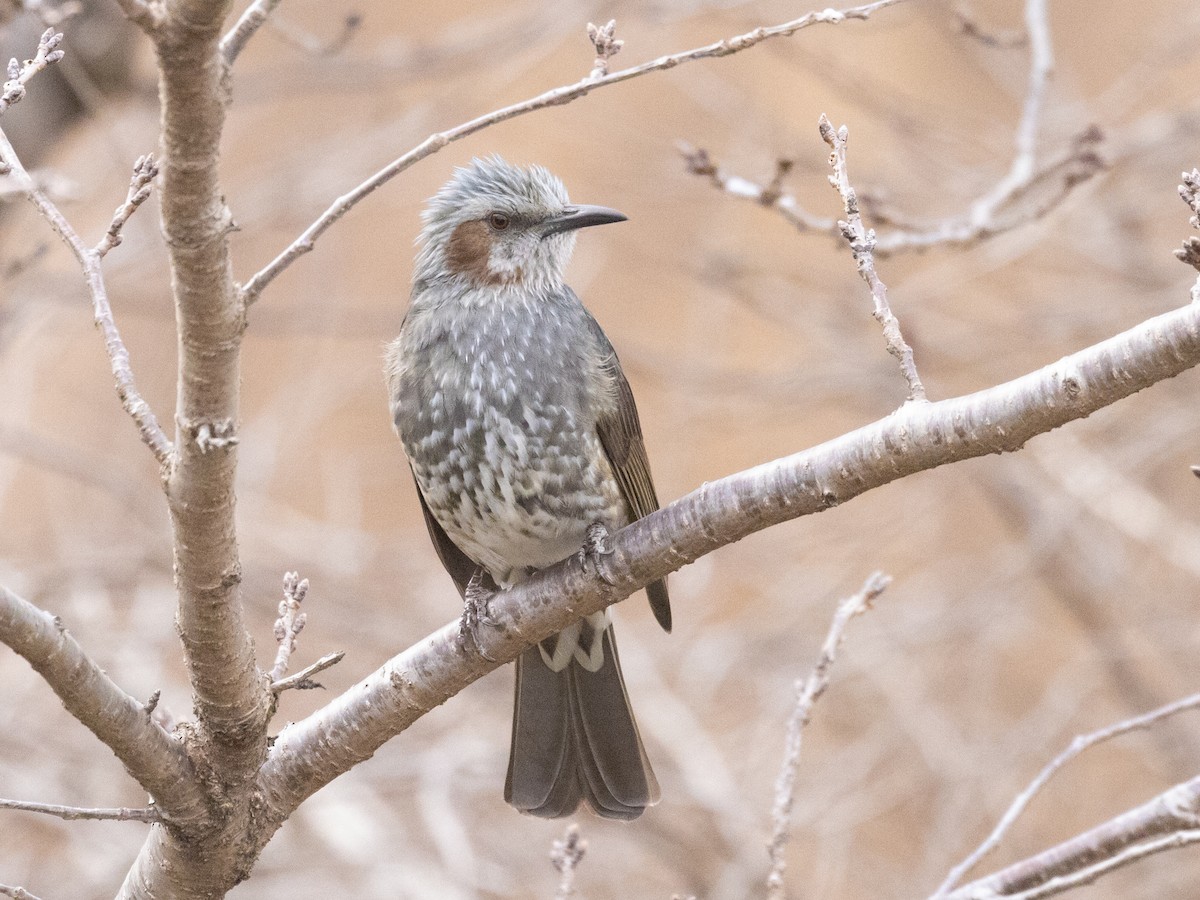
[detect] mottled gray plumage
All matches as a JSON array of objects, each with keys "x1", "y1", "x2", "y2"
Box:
[{"x1": 386, "y1": 157, "x2": 670, "y2": 820}]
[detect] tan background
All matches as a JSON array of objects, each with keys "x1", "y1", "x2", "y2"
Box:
[{"x1": 3, "y1": 0, "x2": 1200, "y2": 896}]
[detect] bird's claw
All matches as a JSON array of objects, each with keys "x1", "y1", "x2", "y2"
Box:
[
  {"x1": 457, "y1": 569, "x2": 498, "y2": 660},
  {"x1": 578, "y1": 522, "x2": 616, "y2": 586}
]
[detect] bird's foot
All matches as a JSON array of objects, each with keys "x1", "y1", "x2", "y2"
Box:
[
  {"x1": 578, "y1": 522, "x2": 616, "y2": 586},
  {"x1": 457, "y1": 569, "x2": 498, "y2": 660}
]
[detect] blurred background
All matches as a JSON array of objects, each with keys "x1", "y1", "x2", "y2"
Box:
[{"x1": 2, "y1": 0, "x2": 1200, "y2": 896}]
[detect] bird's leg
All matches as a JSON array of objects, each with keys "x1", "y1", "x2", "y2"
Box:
[
  {"x1": 578, "y1": 521, "x2": 616, "y2": 586},
  {"x1": 458, "y1": 568, "x2": 498, "y2": 660}
]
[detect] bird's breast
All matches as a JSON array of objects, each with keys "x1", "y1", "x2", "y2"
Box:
[{"x1": 392, "y1": 292, "x2": 625, "y2": 582}]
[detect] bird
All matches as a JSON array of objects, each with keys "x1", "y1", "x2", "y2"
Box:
[{"x1": 385, "y1": 156, "x2": 671, "y2": 820}]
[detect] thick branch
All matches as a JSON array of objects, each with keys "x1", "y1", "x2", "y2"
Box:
[
  {"x1": 154, "y1": 0, "x2": 268, "y2": 779},
  {"x1": 239, "y1": 0, "x2": 910, "y2": 304},
  {"x1": 255, "y1": 290, "x2": 1200, "y2": 830},
  {"x1": 0, "y1": 587, "x2": 206, "y2": 825}
]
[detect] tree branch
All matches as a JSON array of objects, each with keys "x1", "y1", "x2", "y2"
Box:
[
  {"x1": 238, "y1": 0, "x2": 912, "y2": 304},
  {"x1": 945, "y1": 776, "x2": 1200, "y2": 898},
  {"x1": 0, "y1": 798, "x2": 160, "y2": 823},
  {"x1": 254, "y1": 275, "x2": 1200, "y2": 832},
  {"x1": 0, "y1": 586, "x2": 206, "y2": 826},
  {"x1": 936, "y1": 692, "x2": 1200, "y2": 895},
  {"x1": 95, "y1": 154, "x2": 158, "y2": 259},
  {"x1": 154, "y1": 0, "x2": 268, "y2": 779},
  {"x1": 820, "y1": 116, "x2": 926, "y2": 401},
  {"x1": 220, "y1": 0, "x2": 283, "y2": 65},
  {"x1": 0, "y1": 97, "x2": 172, "y2": 465},
  {"x1": 766, "y1": 572, "x2": 889, "y2": 899}
]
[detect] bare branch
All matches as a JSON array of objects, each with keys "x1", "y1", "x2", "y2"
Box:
[
  {"x1": 0, "y1": 586, "x2": 206, "y2": 826},
  {"x1": 0, "y1": 118, "x2": 172, "y2": 465},
  {"x1": 269, "y1": 571, "x2": 308, "y2": 682},
  {"x1": 221, "y1": 0, "x2": 284, "y2": 65},
  {"x1": 255, "y1": 274, "x2": 1200, "y2": 830},
  {"x1": 239, "y1": 0, "x2": 912, "y2": 305},
  {"x1": 685, "y1": 0, "x2": 1102, "y2": 255},
  {"x1": 95, "y1": 154, "x2": 158, "y2": 258},
  {"x1": 766, "y1": 572, "x2": 889, "y2": 900},
  {"x1": 820, "y1": 115, "x2": 926, "y2": 402},
  {"x1": 271, "y1": 650, "x2": 344, "y2": 694},
  {"x1": 974, "y1": 0, "x2": 1054, "y2": 220},
  {"x1": 679, "y1": 144, "x2": 839, "y2": 236},
  {"x1": 945, "y1": 776, "x2": 1200, "y2": 898},
  {"x1": 551, "y1": 824, "x2": 586, "y2": 900},
  {"x1": 997, "y1": 830, "x2": 1200, "y2": 900},
  {"x1": 0, "y1": 884, "x2": 46, "y2": 900},
  {"x1": 936, "y1": 692, "x2": 1200, "y2": 895},
  {"x1": 0, "y1": 28, "x2": 62, "y2": 115},
  {"x1": 0, "y1": 798, "x2": 160, "y2": 823}
]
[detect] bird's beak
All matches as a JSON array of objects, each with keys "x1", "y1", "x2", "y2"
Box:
[{"x1": 541, "y1": 204, "x2": 627, "y2": 238}]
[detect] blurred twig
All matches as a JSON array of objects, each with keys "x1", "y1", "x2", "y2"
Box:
[
  {"x1": 936, "y1": 692, "x2": 1200, "y2": 895},
  {"x1": 550, "y1": 823, "x2": 586, "y2": 899},
  {"x1": 766, "y1": 572, "x2": 890, "y2": 899},
  {"x1": 0, "y1": 884, "x2": 46, "y2": 900}
]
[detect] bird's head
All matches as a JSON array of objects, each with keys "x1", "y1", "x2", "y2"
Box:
[{"x1": 414, "y1": 156, "x2": 626, "y2": 291}]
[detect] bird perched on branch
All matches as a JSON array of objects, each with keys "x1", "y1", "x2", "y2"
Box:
[{"x1": 386, "y1": 157, "x2": 671, "y2": 820}]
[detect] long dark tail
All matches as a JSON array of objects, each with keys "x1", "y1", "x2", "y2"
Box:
[{"x1": 504, "y1": 616, "x2": 659, "y2": 820}]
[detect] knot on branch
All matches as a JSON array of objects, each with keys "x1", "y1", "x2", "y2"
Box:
[{"x1": 186, "y1": 418, "x2": 238, "y2": 453}]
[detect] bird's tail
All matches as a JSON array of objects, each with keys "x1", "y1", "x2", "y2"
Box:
[{"x1": 504, "y1": 612, "x2": 659, "y2": 820}]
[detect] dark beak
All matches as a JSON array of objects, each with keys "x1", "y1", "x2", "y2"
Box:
[{"x1": 541, "y1": 204, "x2": 627, "y2": 238}]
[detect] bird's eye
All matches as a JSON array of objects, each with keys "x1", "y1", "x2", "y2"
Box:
[{"x1": 487, "y1": 212, "x2": 511, "y2": 231}]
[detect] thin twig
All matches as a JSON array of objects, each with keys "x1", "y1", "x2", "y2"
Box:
[
  {"x1": 0, "y1": 884, "x2": 46, "y2": 900},
  {"x1": 681, "y1": 130, "x2": 1103, "y2": 255},
  {"x1": 0, "y1": 127, "x2": 173, "y2": 465},
  {"x1": 0, "y1": 797, "x2": 160, "y2": 823},
  {"x1": 934, "y1": 691, "x2": 1200, "y2": 896},
  {"x1": 766, "y1": 572, "x2": 890, "y2": 900},
  {"x1": 0, "y1": 38, "x2": 172, "y2": 465},
  {"x1": 955, "y1": 5, "x2": 1027, "y2": 49},
  {"x1": 239, "y1": 0, "x2": 911, "y2": 305},
  {"x1": 998, "y1": 830, "x2": 1200, "y2": 900},
  {"x1": 270, "y1": 572, "x2": 309, "y2": 682},
  {"x1": 221, "y1": 0, "x2": 284, "y2": 65},
  {"x1": 0, "y1": 27, "x2": 62, "y2": 115},
  {"x1": 685, "y1": 0, "x2": 1101, "y2": 255},
  {"x1": 271, "y1": 650, "x2": 344, "y2": 693},
  {"x1": 550, "y1": 823, "x2": 586, "y2": 900},
  {"x1": 679, "y1": 144, "x2": 839, "y2": 236},
  {"x1": 95, "y1": 154, "x2": 157, "y2": 258},
  {"x1": 819, "y1": 115, "x2": 927, "y2": 402}
]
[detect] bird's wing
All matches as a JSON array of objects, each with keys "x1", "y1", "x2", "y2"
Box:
[
  {"x1": 412, "y1": 470, "x2": 487, "y2": 598},
  {"x1": 586, "y1": 314, "x2": 673, "y2": 633}
]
